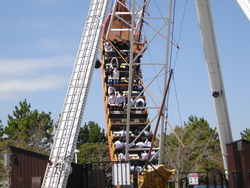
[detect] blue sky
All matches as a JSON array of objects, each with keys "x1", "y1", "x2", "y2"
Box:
[{"x1": 0, "y1": 0, "x2": 249, "y2": 141}]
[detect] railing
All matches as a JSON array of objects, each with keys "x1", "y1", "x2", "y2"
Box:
[
  {"x1": 172, "y1": 169, "x2": 228, "y2": 188},
  {"x1": 83, "y1": 160, "x2": 173, "y2": 188}
]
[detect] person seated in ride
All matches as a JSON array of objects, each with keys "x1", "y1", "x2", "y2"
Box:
[
  {"x1": 119, "y1": 129, "x2": 126, "y2": 136},
  {"x1": 134, "y1": 98, "x2": 146, "y2": 110},
  {"x1": 143, "y1": 130, "x2": 153, "y2": 137},
  {"x1": 108, "y1": 85, "x2": 116, "y2": 96},
  {"x1": 111, "y1": 39, "x2": 119, "y2": 56},
  {"x1": 130, "y1": 98, "x2": 136, "y2": 110},
  {"x1": 150, "y1": 150, "x2": 158, "y2": 158},
  {"x1": 106, "y1": 68, "x2": 113, "y2": 84},
  {"x1": 125, "y1": 55, "x2": 130, "y2": 65},
  {"x1": 103, "y1": 40, "x2": 114, "y2": 56},
  {"x1": 144, "y1": 138, "x2": 152, "y2": 148},
  {"x1": 137, "y1": 80, "x2": 144, "y2": 95},
  {"x1": 104, "y1": 57, "x2": 112, "y2": 70},
  {"x1": 122, "y1": 39, "x2": 129, "y2": 50},
  {"x1": 114, "y1": 140, "x2": 125, "y2": 148},
  {"x1": 104, "y1": 56, "x2": 111, "y2": 64},
  {"x1": 121, "y1": 39, "x2": 130, "y2": 56},
  {"x1": 130, "y1": 165, "x2": 141, "y2": 172},
  {"x1": 133, "y1": 126, "x2": 143, "y2": 135},
  {"x1": 116, "y1": 91, "x2": 126, "y2": 110},
  {"x1": 118, "y1": 152, "x2": 125, "y2": 160},
  {"x1": 135, "y1": 54, "x2": 142, "y2": 71},
  {"x1": 112, "y1": 66, "x2": 120, "y2": 84},
  {"x1": 108, "y1": 92, "x2": 117, "y2": 110},
  {"x1": 135, "y1": 141, "x2": 146, "y2": 148},
  {"x1": 110, "y1": 57, "x2": 119, "y2": 69},
  {"x1": 141, "y1": 151, "x2": 148, "y2": 159},
  {"x1": 135, "y1": 69, "x2": 142, "y2": 81},
  {"x1": 125, "y1": 71, "x2": 129, "y2": 83},
  {"x1": 135, "y1": 137, "x2": 147, "y2": 147}
]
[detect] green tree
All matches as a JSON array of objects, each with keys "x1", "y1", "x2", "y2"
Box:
[
  {"x1": 0, "y1": 119, "x2": 4, "y2": 140},
  {"x1": 162, "y1": 116, "x2": 223, "y2": 186},
  {"x1": 77, "y1": 121, "x2": 106, "y2": 147},
  {"x1": 78, "y1": 142, "x2": 109, "y2": 164},
  {"x1": 4, "y1": 99, "x2": 54, "y2": 153},
  {"x1": 76, "y1": 121, "x2": 108, "y2": 165},
  {"x1": 240, "y1": 128, "x2": 250, "y2": 141},
  {"x1": 77, "y1": 123, "x2": 90, "y2": 145},
  {"x1": 0, "y1": 119, "x2": 9, "y2": 185}
]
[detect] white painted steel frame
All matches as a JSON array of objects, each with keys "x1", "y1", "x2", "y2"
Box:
[
  {"x1": 41, "y1": 0, "x2": 110, "y2": 187},
  {"x1": 195, "y1": 0, "x2": 233, "y2": 175},
  {"x1": 236, "y1": 0, "x2": 250, "y2": 21},
  {"x1": 119, "y1": 0, "x2": 173, "y2": 163}
]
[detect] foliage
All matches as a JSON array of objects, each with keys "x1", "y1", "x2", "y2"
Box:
[
  {"x1": 4, "y1": 99, "x2": 54, "y2": 154},
  {"x1": 162, "y1": 116, "x2": 223, "y2": 184},
  {"x1": 240, "y1": 128, "x2": 250, "y2": 141},
  {"x1": 0, "y1": 119, "x2": 10, "y2": 186},
  {"x1": 77, "y1": 142, "x2": 109, "y2": 164},
  {"x1": 0, "y1": 100, "x2": 110, "y2": 184},
  {"x1": 77, "y1": 121, "x2": 106, "y2": 147},
  {"x1": 76, "y1": 121, "x2": 108, "y2": 165},
  {"x1": 0, "y1": 144, "x2": 11, "y2": 187},
  {"x1": 76, "y1": 142, "x2": 110, "y2": 179},
  {"x1": 0, "y1": 120, "x2": 4, "y2": 141}
]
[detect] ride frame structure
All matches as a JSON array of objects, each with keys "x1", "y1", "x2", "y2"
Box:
[{"x1": 41, "y1": 0, "x2": 234, "y2": 187}]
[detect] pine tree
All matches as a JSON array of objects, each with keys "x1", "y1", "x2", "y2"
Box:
[
  {"x1": 240, "y1": 128, "x2": 250, "y2": 141},
  {"x1": 77, "y1": 121, "x2": 106, "y2": 147},
  {"x1": 162, "y1": 116, "x2": 223, "y2": 186},
  {"x1": 76, "y1": 121, "x2": 108, "y2": 164},
  {"x1": 4, "y1": 99, "x2": 54, "y2": 153}
]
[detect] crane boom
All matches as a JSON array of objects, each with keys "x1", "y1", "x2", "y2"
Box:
[
  {"x1": 195, "y1": 0, "x2": 233, "y2": 175},
  {"x1": 236, "y1": 0, "x2": 250, "y2": 21},
  {"x1": 41, "y1": 0, "x2": 109, "y2": 187}
]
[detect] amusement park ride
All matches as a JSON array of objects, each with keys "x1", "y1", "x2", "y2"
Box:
[{"x1": 41, "y1": 0, "x2": 249, "y2": 187}]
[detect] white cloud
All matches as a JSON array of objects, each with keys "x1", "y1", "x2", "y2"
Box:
[
  {"x1": 0, "y1": 75, "x2": 68, "y2": 100},
  {"x1": 0, "y1": 56, "x2": 74, "y2": 76},
  {"x1": 0, "y1": 56, "x2": 73, "y2": 100}
]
